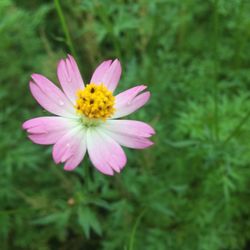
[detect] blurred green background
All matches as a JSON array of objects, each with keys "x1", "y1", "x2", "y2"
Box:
[{"x1": 1, "y1": 0, "x2": 250, "y2": 249}]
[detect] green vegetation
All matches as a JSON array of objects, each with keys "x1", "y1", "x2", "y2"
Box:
[{"x1": 1, "y1": 0, "x2": 250, "y2": 249}]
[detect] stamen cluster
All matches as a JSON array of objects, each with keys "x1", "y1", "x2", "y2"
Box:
[{"x1": 75, "y1": 83, "x2": 115, "y2": 120}]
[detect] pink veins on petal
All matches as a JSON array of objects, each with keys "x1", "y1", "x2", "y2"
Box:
[{"x1": 22, "y1": 55, "x2": 155, "y2": 175}]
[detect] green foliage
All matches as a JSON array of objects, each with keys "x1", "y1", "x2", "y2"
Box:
[{"x1": 1, "y1": 0, "x2": 250, "y2": 249}]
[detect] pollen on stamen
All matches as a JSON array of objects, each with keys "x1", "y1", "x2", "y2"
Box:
[{"x1": 75, "y1": 83, "x2": 115, "y2": 120}]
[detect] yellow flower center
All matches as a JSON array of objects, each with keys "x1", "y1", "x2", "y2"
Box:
[{"x1": 75, "y1": 83, "x2": 115, "y2": 120}]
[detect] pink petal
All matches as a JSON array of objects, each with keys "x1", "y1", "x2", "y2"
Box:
[
  {"x1": 103, "y1": 130, "x2": 154, "y2": 149},
  {"x1": 90, "y1": 59, "x2": 121, "y2": 92},
  {"x1": 57, "y1": 54, "x2": 84, "y2": 104},
  {"x1": 22, "y1": 117, "x2": 78, "y2": 145},
  {"x1": 30, "y1": 74, "x2": 75, "y2": 118},
  {"x1": 103, "y1": 120, "x2": 155, "y2": 138},
  {"x1": 86, "y1": 128, "x2": 127, "y2": 175},
  {"x1": 112, "y1": 85, "x2": 150, "y2": 118},
  {"x1": 90, "y1": 60, "x2": 112, "y2": 83},
  {"x1": 52, "y1": 127, "x2": 86, "y2": 171},
  {"x1": 101, "y1": 120, "x2": 154, "y2": 149}
]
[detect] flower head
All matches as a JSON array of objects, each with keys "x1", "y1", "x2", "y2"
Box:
[{"x1": 22, "y1": 55, "x2": 155, "y2": 175}]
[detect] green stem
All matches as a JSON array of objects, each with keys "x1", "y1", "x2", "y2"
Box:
[
  {"x1": 128, "y1": 209, "x2": 146, "y2": 250},
  {"x1": 54, "y1": 0, "x2": 77, "y2": 59},
  {"x1": 234, "y1": 0, "x2": 244, "y2": 68},
  {"x1": 223, "y1": 109, "x2": 250, "y2": 145},
  {"x1": 212, "y1": 0, "x2": 219, "y2": 142}
]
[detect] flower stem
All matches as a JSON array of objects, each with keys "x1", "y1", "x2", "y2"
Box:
[
  {"x1": 128, "y1": 209, "x2": 146, "y2": 250},
  {"x1": 212, "y1": 0, "x2": 219, "y2": 142},
  {"x1": 54, "y1": 0, "x2": 77, "y2": 59}
]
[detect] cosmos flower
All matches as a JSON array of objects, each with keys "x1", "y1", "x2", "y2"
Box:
[{"x1": 22, "y1": 55, "x2": 155, "y2": 175}]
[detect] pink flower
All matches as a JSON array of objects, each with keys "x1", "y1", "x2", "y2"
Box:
[{"x1": 22, "y1": 55, "x2": 155, "y2": 175}]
